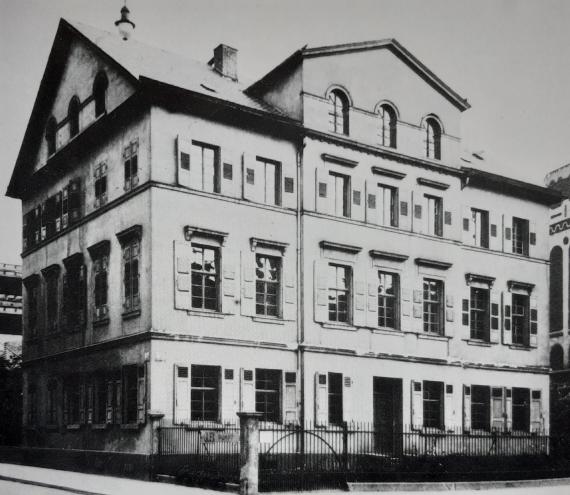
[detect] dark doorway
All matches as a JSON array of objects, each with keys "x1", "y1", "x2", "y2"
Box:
[{"x1": 373, "y1": 377, "x2": 402, "y2": 455}]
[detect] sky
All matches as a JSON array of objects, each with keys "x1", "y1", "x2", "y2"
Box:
[{"x1": 1, "y1": 0, "x2": 569, "y2": 264}]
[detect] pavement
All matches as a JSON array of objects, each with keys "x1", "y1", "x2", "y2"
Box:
[{"x1": 1, "y1": 463, "x2": 570, "y2": 495}]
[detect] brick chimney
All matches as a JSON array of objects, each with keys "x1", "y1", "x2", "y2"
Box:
[{"x1": 210, "y1": 44, "x2": 238, "y2": 81}]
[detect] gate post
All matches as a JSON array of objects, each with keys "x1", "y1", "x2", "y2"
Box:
[
  {"x1": 148, "y1": 411, "x2": 164, "y2": 480},
  {"x1": 237, "y1": 412, "x2": 263, "y2": 495}
]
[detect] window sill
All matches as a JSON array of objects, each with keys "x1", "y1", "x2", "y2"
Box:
[
  {"x1": 186, "y1": 309, "x2": 227, "y2": 319},
  {"x1": 416, "y1": 333, "x2": 451, "y2": 342},
  {"x1": 93, "y1": 317, "x2": 110, "y2": 328},
  {"x1": 122, "y1": 309, "x2": 141, "y2": 321},
  {"x1": 252, "y1": 316, "x2": 285, "y2": 325},
  {"x1": 463, "y1": 339, "x2": 495, "y2": 347},
  {"x1": 550, "y1": 330, "x2": 563, "y2": 337},
  {"x1": 91, "y1": 423, "x2": 108, "y2": 430},
  {"x1": 66, "y1": 424, "x2": 81, "y2": 430},
  {"x1": 508, "y1": 344, "x2": 532, "y2": 351},
  {"x1": 120, "y1": 423, "x2": 142, "y2": 430},
  {"x1": 372, "y1": 326, "x2": 403, "y2": 336},
  {"x1": 321, "y1": 322, "x2": 357, "y2": 331},
  {"x1": 45, "y1": 424, "x2": 59, "y2": 431}
]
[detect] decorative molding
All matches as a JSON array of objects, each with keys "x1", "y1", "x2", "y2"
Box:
[
  {"x1": 184, "y1": 226, "x2": 228, "y2": 245},
  {"x1": 507, "y1": 280, "x2": 535, "y2": 294},
  {"x1": 320, "y1": 240, "x2": 362, "y2": 254},
  {"x1": 465, "y1": 273, "x2": 496, "y2": 288},
  {"x1": 371, "y1": 166, "x2": 406, "y2": 180},
  {"x1": 369, "y1": 250, "x2": 409, "y2": 262},
  {"x1": 550, "y1": 218, "x2": 570, "y2": 235},
  {"x1": 250, "y1": 237, "x2": 289, "y2": 253},
  {"x1": 62, "y1": 252, "x2": 84, "y2": 268},
  {"x1": 321, "y1": 153, "x2": 358, "y2": 168},
  {"x1": 87, "y1": 240, "x2": 110, "y2": 258},
  {"x1": 415, "y1": 258, "x2": 452, "y2": 270},
  {"x1": 417, "y1": 177, "x2": 450, "y2": 190},
  {"x1": 41, "y1": 264, "x2": 60, "y2": 277},
  {"x1": 116, "y1": 224, "x2": 142, "y2": 245}
]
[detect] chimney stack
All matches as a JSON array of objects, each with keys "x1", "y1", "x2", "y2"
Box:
[{"x1": 210, "y1": 44, "x2": 238, "y2": 81}]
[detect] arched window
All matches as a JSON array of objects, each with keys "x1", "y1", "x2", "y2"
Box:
[
  {"x1": 68, "y1": 96, "x2": 80, "y2": 138},
  {"x1": 550, "y1": 246, "x2": 563, "y2": 332},
  {"x1": 551, "y1": 344, "x2": 564, "y2": 370},
  {"x1": 328, "y1": 89, "x2": 349, "y2": 135},
  {"x1": 45, "y1": 117, "x2": 57, "y2": 156},
  {"x1": 425, "y1": 117, "x2": 442, "y2": 160},
  {"x1": 93, "y1": 71, "x2": 108, "y2": 117},
  {"x1": 378, "y1": 104, "x2": 397, "y2": 148}
]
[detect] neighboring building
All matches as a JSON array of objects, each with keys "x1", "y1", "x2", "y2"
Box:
[
  {"x1": 0, "y1": 263, "x2": 22, "y2": 354},
  {"x1": 5, "y1": 18, "x2": 562, "y2": 466}
]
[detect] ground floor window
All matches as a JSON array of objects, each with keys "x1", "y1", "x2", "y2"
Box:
[
  {"x1": 423, "y1": 380, "x2": 443, "y2": 429},
  {"x1": 471, "y1": 385, "x2": 490, "y2": 431},
  {"x1": 256, "y1": 368, "x2": 281, "y2": 422},
  {"x1": 191, "y1": 365, "x2": 220, "y2": 421},
  {"x1": 512, "y1": 387, "x2": 530, "y2": 432},
  {"x1": 328, "y1": 372, "x2": 343, "y2": 425}
]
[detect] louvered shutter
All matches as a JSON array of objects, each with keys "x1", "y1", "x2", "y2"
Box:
[
  {"x1": 529, "y1": 296, "x2": 538, "y2": 347},
  {"x1": 176, "y1": 135, "x2": 192, "y2": 188},
  {"x1": 283, "y1": 256, "x2": 296, "y2": 321},
  {"x1": 79, "y1": 381, "x2": 86, "y2": 424},
  {"x1": 241, "y1": 252, "x2": 255, "y2": 316},
  {"x1": 462, "y1": 293, "x2": 470, "y2": 339},
  {"x1": 174, "y1": 241, "x2": 192, "y2": 310},
  {"x1": 490, "y1": 291, "x2": 500, "y2": 343},
  {"x1": 314, "y1": 260, "x2": 329, "y2": 323},
  {"x1": 188, "y1": 141, "x2": 202, "y2": 190},
  {"x1": 315, "y1": 372, "x2": 328, "y2": 426},
  {"x1": 79, "y1": 264, "x2": 87, "y2": 328},
  {"x1": 489, "y1": 211, "x2": 501, "y2": 251},
  {"x1": 462, "y1": 206, "x2": 474, "y2": 245},
  {"x1": 222, "y1": 250, "x2": 237, "y2": 315},
  {"x1": 502, "y1": 292, "x2": 512, "y2": 345},
  {"x1": 350, "y1": 175, "x2": 365, "y2": 222},
  {"x1": 505, "y1": 388, "x2": 512, "y2": 431},
  {"x1": 315, "y1": 168, "x2": 330, "y2": 214},
  {"x1": 63, "y1": 388, "x2": 69, "y2": 425},
  {"x1": 491, "y1": 388, "x2": 505, "y2": 432},
  {"x1": 137, "y1": 365, "x2": 146, "y2": 424},
  {"x1": 529, "y1": 221, "x2": 537, "y2": 257},
  {"x1": 174, "y1": 365, "x2": 190, "y2": 424},
  {"x1": 445, "y1": 294, "x2": 455, "y2": 332},
  {"x1": 106, "y1": 381, "x2": 114, "y2": 424},
  {"x1": 503, "y1": 215, "x2": 513, "y2": 254},
  {"x1": 366, "y1": 179, "x2": 379, "y2": 225},
  {"x1": 281, "y1": 163, "x2": 297, "y2": 210},
  {"x1": 411, "y1": 380, "x2": 423, "y2": 430},
  {"x1": 343, "y1": 376, "x2": 353, "y2": 424},
  {"x1": 444, "y1": 384, "x2": 454, "y2": 431},
  {"x1": 114, "y1": 379, "x2": 122, "y2": 424},
  {"x1": 240, "y1": 368, "x2": 255, "y2": 412},
  {"x1": 283, "y1": 372, "x2": 298, "y2": 425},
  {"x1": 367, "y1": 273, "x2": 378, "y2": 328},
  {"x1": 412, "y1": 282, "x2": 423, "y2": 333},
  {"x1": 530, "y1": 390, "x2": 543, "y2": 433},
  {"x1": 463, "y1": 385, "x2": 471, "y2": 432},
  {"x1": 242, "y1": 153, "x2": 257, "y2": 201},
  {"x1": 61, "y1": 273, "x2": 69, "y2": 331},
  {"x1": 87, "y1": 383, "x2": 94, "y2": 424},
  {"x1": 353, "y1": 279, "x2": 366, "y2": 327},
  {"x1": 398, "y1": 186, "x2": 411, "y2": 231},
  {"x1": 222, "y1": 369, "x2": 237, "y2": 422},
  {"x1": 220, "y1": 147, "x2": 238, "y2": 197},
  {"x1": 400, "y1": 286, "x2": 411, "y2": 331}
]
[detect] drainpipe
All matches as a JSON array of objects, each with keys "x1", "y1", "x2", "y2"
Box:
[{"x1": 296, "y1": 137, "x2": 305, "y2": 428}]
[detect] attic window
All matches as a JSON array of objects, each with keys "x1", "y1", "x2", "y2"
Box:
[
  {"x1": 46, "y1": 117, "x2": 57, "y2": 156},
  {"x1": 93, "y1": 71, "x2": 109, "y2": 117},
  {"x1": 68, "y1": 96, "x2": 80, "y2": 138},
  {"x1": 200, "y1": 83, "x2": 217, "y2": 93}
]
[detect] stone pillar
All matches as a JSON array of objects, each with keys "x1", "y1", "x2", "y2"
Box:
[
  {"x1": 147, "y1": 410, "x2": 164, "y2": 480},
  {"x1": 237, "y1": 411, "x2": 263, "y2": 495}
]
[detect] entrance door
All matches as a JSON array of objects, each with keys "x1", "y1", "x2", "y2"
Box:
[{"x1": 373, "y1": 377, "x2": 402, "y2": 455}]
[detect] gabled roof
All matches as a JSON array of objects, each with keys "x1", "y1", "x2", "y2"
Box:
[{"x1": 247, "y1": 39, "x2": 470, "y2": 111}]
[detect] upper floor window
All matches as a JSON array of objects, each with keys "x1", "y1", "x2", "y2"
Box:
[
  {"x1": 47, "y1": 379, "x2": 58, "y2": 426},
  {"x1": 472, "y1": 209, "x2": 489, "y2": 248},
  {"x1": 42, "y1": 265, "x2": 60, "y2": 333},
  {"x1": 117, "y1": 226, "x2": 142, "y2": 315},
  {"x1": 512, "y1": 217, "x2": 529, "y2": 256},
  {"x1": 328, "y1": 264, "x2": 351, "y2": 323},
  {"x1": 378, "y1": 271, "x2": 399, "y2": 329},
  {"x1": 93, "y1": 71, "x2": 109, "y2": 117},
  {"x1": 255, "y1": 254, "x2": 281, "y2": 317},
  {"x1": 378, "y1": 184, "x2": 398, "y2": 227},
  {"x1": 94, "y1": 163, "x2": 108, "y2": 208},
  {"x1": 192, "y1": 142, "x2": 220, "y2": 193},
  {"x1": 330, "y1": 172, "x2": 350, "y2": 218},
  {"x1": 62, "y1": 256, "x2": 86, "y2": 333},
  {"x1": 470, "y1": 287, "x2": 490, "y2": 341},
  {"x1": 46, "y1": 117, "x2": 57, "y2": 156},
  {"x1": 423, "y1": 278, "x2": 444, "y2": 335},
  {"x1": 425, "y1": 117, "x2": 442, "y2": 160},
  {"x1": 328, "y1": 89, "x2": 349, "y2": 135},
  {"x1": 24, "y1": 276, "x2": 40, "y2": 339},
  {"x1": 68, "y1": 96, "x2": 80, "y2": 138},
  {"x1": 256, "y1": 157, "x2": 281, "y2": 206},
  {"x1": 425, "y1": 195, "x2": 443, "y2": 237},
  {"x1": 123, "y1": 140, "x2": 139, "y2": 191},
  {"x1": 191, "y1": 244, "x2": 219, "y2": 311},
  {"x1": 512, "y1": 293, "x2": 530, "y2": 346},
  {"x1": 378, "y1": 104, "x2": 397, "y2": 148}
]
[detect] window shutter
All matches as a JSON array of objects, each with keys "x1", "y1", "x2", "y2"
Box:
[
  {"x1": 444, "y1": 384, "x2": 454, "y2": 431},
  {"x1": 176, "y1": 135, "x2": 192, "y2": 188},
  {"x1": 412, "y1": 283, "x2": 423, "y2": 333},
  {"x1": 490, "y1": 292, "x2": 500, "y2": 343},
  {"x1": 315, "y1": 168, "x2": 330, "y2": 214},
  {"x1": 314, "y1": 260, "x2": 329, "y2": 323},
  {"x1": 114, "y1": 379, "x2": 122, "y2": 425},
  {"x1": 491, "y1": 387, "x2": 505, "y2": 432},
  {"x1": 505, "y1": 388, "x2": 512, "y2": 431},
  {"x1": 530, "y1": 390, "x2": 543, "y2": 433},
  {"x1": 411, "y1": 380, "x2": 423, "y2": 430},
  {"x1": 366, "y1": 276, "x2": 379, "y2": 328},
  {"x1": 240, "y1": 251, "x2": 255, "y2": 316},
  {"x1": 529, "y1": 296, "x2": 538, "y2": 347},
  {"x1": 365, "y1": 179, "x2": 379, "y2": 225},
  {"x1": 503, "y1": 215, "x2": 513, "y2": 254},
  {"x1": 462, "y1": 206, "x2": 474, "y2": 245},
  {"x1": 188, "y1": 141, "x2": 202, "y2": 190},
  {"x1": 63, "y1": 388, "x2": 69, "y2": 425},
  {"x1": 281, "y1": 162, "x2": 297, "y2": 210},
  {"x1": 174, "y1": 365, "x2": 190, "y2": 424},
  {"x1": 314, "y1": 372, "x2": 328, "y2": 426},
  {"x1": 87, "y1": 383, "x2": 94, "y2": 425},
  {"x1": 412, "y1": 192, "x2": 424, "y2": 234},
  {"x1": 463, "y1": 385, "x2": 471, "y2": 432},
  {"x1": 398, "y1": 186, "x2": 411, "y2": 231},
  {"x1": 529, "y1": 221, "x2": 537, "y2": 256},
  {"x1": 443, "y1": 209, "x2": 454, "y2": 240},
  {"x1": 353, "y1": 280, "x2": 366, "y2": 327},
  {"x1": 283, "y1": 257, "x2": 296, "y2": 321},
  {"x1": 462, "y1": 295, "x2": 470, "y2": 338},
  {"x1": 350, "y1": 175, "x2": 365, "y2": 222},
  {"x1": 173, "y1": 241, "x2": 192, "y2": 310},
  {"x1": 220, "y1": 147, "x2": 238, "y2": 198},
  {"x1": 137, "y1": 365, "x2": 146, "y2": 424},
  {"x1": 222, "y1": 251, "x2": 237, "y2": 315},
  {"x1": 242, "y1": 153, "x2": 257, "y2": 202},
  {"x1": 489, "y1": 211, "x2": 501, "y2": 251},
  {"x1": 502, "y1": 292, "x2": 512, "y2": 345},
  {"x1": 79, "y1": 381, "x2": 86, "y2": 424},
  {"x1": 106, "y1": 381, "x2": 114, "y2": 424},
  {"x1": 400, "y1": 286, "x2": 411, "y2": 331},
  {"x1": 239, "y1": 368, "x2": 255, "y2": 412},
  {"x1": 445, "y1": 294, "x2": 455, "y2": 330},
  {"x1": 68, "y1": 179, "x2": 82, "y2": 225},
  {"x1": 283, "y1": 372, "x2": 298, "y2": 425},
  {"x1": 79, "y1": 264, "x2": 87, "y2": 328},
  {"x1": 61, "y1": 273, "x2": 69, "y2": 331},
  {"x1": 222, "y1": 369, "x2": 237, "y2": 422},
  {"x1": 343, "y1": 376, "x2": 353, "y2": 424}
]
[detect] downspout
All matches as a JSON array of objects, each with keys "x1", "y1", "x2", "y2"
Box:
[{"x1": 296, "y1": 135, "x2": 305, "y2": 426}]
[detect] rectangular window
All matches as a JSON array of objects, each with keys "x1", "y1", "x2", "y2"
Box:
[
  {"x1": 122, "y1": 239, "x2": 140, "y2": 313},
  {"x1": 328, "y1": 372, "x2": 343, "y2": 425},
  {"x1": 328, "y1": 264, "x2": 351, "y2": 323},
  {"x1": 192, "y1": 142, "x2": 220, "y2": 193},
  {"x1": 45, "y1": 271, "x2": 59, "y2": 333},
  {"x1": 470, "y1": 287, "x2": 490, "y2": 341},
  {"x1": 425, "y1": 195, "x2": 443, "y2": 237},
  {"x1": 93, "y1": 255, "x2": 109, "y2": 321},
  {"x1": 378, "y1": 185, "x2": 398, "y2": 227},
  {"x1": 472, "y1": 209, "x2": 489, "y2": 248},
  {"x1": 512, "y1": 387, "x2": 530, "y2": 432},
  {"x1": 423, "y1": 380, "x2": 444, "y2": 429},
  {"x1": 26, "y1": 281, "x2": 39, "y2": 338},
  {"x1": 255, "y1": 368, "x2": 281, "y2": 423},
  {"x1": 94, "y1": 375, "x2": 107, "y2": 424},
  {"x1": 191, "y1": 365, "x2": 220, "y2": 422},
  {"x1": 512, "y1": 217, "x2": 529, "y2": 256},
  {"x1": 94, "y1": 163, "x2": 108, "y2": 208},
  {"x1": 64, "y1": 375, "x2": 81, "y2": 425},
  {"x1": 257, "y1": 157, "x2": 281, "y2": 206},
  {"x1": 255, "y1": 254, "x2": 281, "y2": 317},
  {"x1": 47, "y1": 379, "x2": 58, "y2": 426},
  {"x1": 330, "y1": 172, "x2": 350, "y2": 218},
  {"x1": 512, "y1": 293, "x2": 530, "y2": 346},
  {"x1": 123, "y1": 140, "x2": 139, "y2": 191},
  {"x1": 471, "y1": 385, "x2": 490, "y2": 431},
  {"x1": 423, "y1": 279, "x2": 443, "y2": 335},
  {"x1": 191, "y1": 245, "x2": 219, "y2": 311},
  {"x1": 377, "y1": 271, "x2": 399, "y2": 329},
  {"x1": 63, "y1": 263, "x2": 85, "y2": 332}
]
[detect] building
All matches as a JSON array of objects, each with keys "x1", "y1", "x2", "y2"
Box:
[
  {"x1": 5, "y1": 17, "x2": 562, "y2": 468},
  {"x1": 0, "y1": 263, "x2": 22, "y2": 355}
]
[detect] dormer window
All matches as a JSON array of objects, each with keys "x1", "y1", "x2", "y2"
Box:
[
  {"x1": 68, "y1": 96, "x2": 80, "y2": 138},
  {"x1": 93, "y1": 71, "x2": 108, "y2": 117},
  {"x1": 46, "y1": 116, "x2": 57, "y2": 156},
  {"x1": 378, "y1": 103, "x2": 397, "y2": 148},
  {"x1": 425, "y1": 116, "x2": 442, "y2": 160},
  {"x1": 328, "y1": 89, "x2": 349, "y2": 135}
]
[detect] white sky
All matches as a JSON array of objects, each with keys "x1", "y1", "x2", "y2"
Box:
[{"x1": 1, "y1": 0, "x2": 570, "y2": 264}]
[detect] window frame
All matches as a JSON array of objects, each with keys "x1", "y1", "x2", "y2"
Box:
[
  {"x1": 377, "y1": 270, "x2": 399, "y2": 329},
  {"x1": 328, "y1": 372, "x2": 343, "y2": 425},
  {"x1": 190, "y1": 364, "x2": 221, "y2": 422},
  {"x1": 512, "y1": 387, "x2": 530, "y2": 432},
  {"x1": 471, "y1": 385, "x2": 491, "y2": 431},
  {"x1": 378, "y1": 104, "x2": 397, "y2": 148},
  {"x1": 93, "y1": 71, "x2": 108, "y2": 118},
  {"x1": 472, "y1": 208, "x2": 489, "y2": 248},
  {"x1": 512, "y1": 217, "x2": 529, "y2": 256},
  {"x1": 470, "y1": 286, "x2": 490, "y2": 341},
  {"x1": 192, "y1": 141, "x2": 221, "y2": 194},
  {"x1": 255, "y1": 368, "x2": 282, "y2": 423},
  {"x1": 255, "y1": 253, "x2": 282, "y2": 318},
  {"x1": 378, "y1": 184, "x2": 399, "y2": 227},
  {"x1": 425, "y1": 194, "x2": 443, "y2": 237},
  {"x1": 68, "y1": 96, "x2": 80, "y2": 138},
  {"x1": 329, "y1": 172, "x2": 350, "y2": 218},
  {"x1": 46, "y1": 117, "x2": 57, "y2": 156},
  {"x1": 328, "y1": 89, "x2": 349, "y2": 135},
  {"x1": 327, "y1": 263, "x2": 352, "y2": 324},
  {"x1": 256, "y1": 156, "x2": 282, "y2": 206},
  {"x1": 190, "y1": 243, "x2": 220, "y2": 312},
  {"x1": 425, "y1": 117, "x2": 442, "y2": 160},
  {"x1": 512, "y1": 293, "x2": 530, "y2": 346},
  {"x1": 423, "y1": 380, "x2": 444, "y2": 430},
  {"x1": 422, "y1": 278, "x2": 444, "y2": 335},
  {"x1": 123, "y1": 140, "x2": 139, "y2": 192}
]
